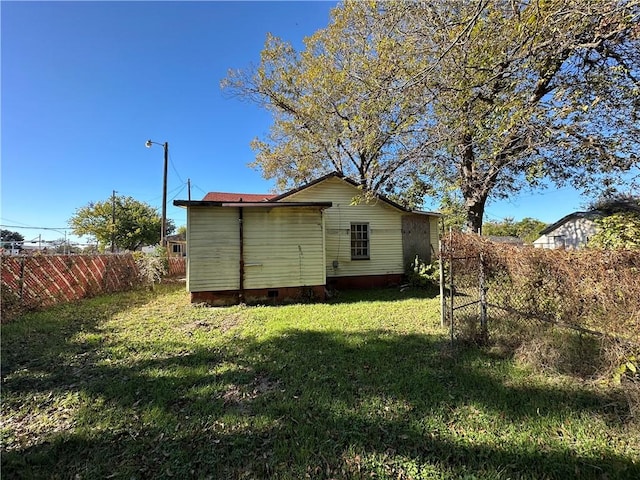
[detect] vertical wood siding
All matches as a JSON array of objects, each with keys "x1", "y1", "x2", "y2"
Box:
[
  {"x1": 187, "y1": 207, "x2": 240, "y2": 292},
  {"x1": 283, "y1": 177, "x2": 406, "y2": 278},
  {"x1": 430, "y1": 217, "x2": 440, "y2": 257},
  {"x1": 402, "y1": 214, "x2": 432, "y2": 267},
  {"x1": 187, "y1": 206, "x2": 326, "y2": 292},
  {"x1": 243, "y1": 207, "x2": 325, "y2": 288}
]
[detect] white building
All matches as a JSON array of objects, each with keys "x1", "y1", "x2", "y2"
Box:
[{"x1": 533, "y1": 211, "x2": 601, "y2": 249}]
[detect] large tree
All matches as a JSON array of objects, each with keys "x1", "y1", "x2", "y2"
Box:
[
  {"x1": 222, "y1": 3, "x2": 431, "y2": 194},
  {"x1": 405, "y1": 0, "x2": 640, "y2": 231},
  {"x1": 223, "y1": 1, "x2": 639, "y2": 231},
  {"x1": 69, "y1": 195, "x2": 174, "y2": 251}
]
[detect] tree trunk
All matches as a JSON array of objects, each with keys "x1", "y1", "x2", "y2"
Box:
[
  {"x1": 459, "y1": 129, "x2": 487, "y2": 234},
  {"x1": 464, "y1": 195, "x2": 486, "y2": 234}
]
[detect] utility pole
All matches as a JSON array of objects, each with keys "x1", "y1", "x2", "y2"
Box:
[
  {"x1": 162, "y1": 142, "x2": 168, "y2": 247},
  {"x1": 111, "y1": 190, "x2": 116, "y2": 253},
  {"x1": 187, "y1": 178, "x2": 191, "y2": 202},
  {"x1": 145, "y1": 139, "x2": 169, "y2": 247}
]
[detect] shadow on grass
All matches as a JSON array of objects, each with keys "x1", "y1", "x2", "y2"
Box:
[
  {"x1": 3, "y1": 319, "x2": 638, "y2": 478},
  {"x1": 0, "y1": 286, "x2": 174, "y2": 382},
  {"x1": 328, "y1": 284, "x2": 440, "y2": 305}
]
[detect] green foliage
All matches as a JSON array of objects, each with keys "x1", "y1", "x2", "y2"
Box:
[
  {"x1": 0, "y1": 287, "x2": 22, "y2": 322},
  {"x1": 483, "y1": 217, "x2": 547, "y2": 243},
  {"x1": 613, "y1": 356, "x2": 639, "y2": 386},
  {"x1": 222, "y1": 2, "x2": 429, "y2": 199},
  {"x1": 408, "y1": 0, "x2": 640, "y2": 232},
  {"x1": 224, "y1": 1, "x2": 639, "y2": 230},
  {"x1": 68, "y1": 195, "x2": 175, "y2": 251},
  {"x1": 588, "y1": 194, "x2": 640, "y2": 249},
  {"x1": 1, "y1": 229, "x2": 24, "y2": 244},
  {"x1": 589, "y1": 212, "x2": 640, "y2": 249},
  {"x1": 439, "y1": 193, "x2": 467, "y2": 232},
  {"x1": 406, "y1": 255, "x2": 440, "y2": 287}
]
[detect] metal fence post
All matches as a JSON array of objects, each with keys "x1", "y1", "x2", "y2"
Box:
[
  {"x1": 449, "y1": 229, "x2": 454, "y2": 345},
  {"x1": 439, "y1": 238, "x2": 445, "y2": 328},
  {"x1": 479, "y1": 252, "x2": 488, "y2": 342}
]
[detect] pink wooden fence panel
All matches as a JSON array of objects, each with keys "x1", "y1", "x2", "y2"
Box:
[
  {"x1": 167, "y1": 257, "x2": 186, "y2": 277},
  {"x1": 1, "y1": 254, "x2": 141, "y2": 319}
]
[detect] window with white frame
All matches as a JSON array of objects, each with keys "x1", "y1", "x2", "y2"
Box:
[{"x1": 350, "y1": 223, "x2": 370, "y2": 260}]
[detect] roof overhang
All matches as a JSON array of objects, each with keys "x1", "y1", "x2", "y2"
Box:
[
  {"x1": 538, "y1": 211, "x2": 600, "y2": 236},
  {"x1": 174, "y1": 200, "x2": 332, "y2": 209},
  {"x1": 410, "y1": 210, "x2": 443, "y2": 217}
]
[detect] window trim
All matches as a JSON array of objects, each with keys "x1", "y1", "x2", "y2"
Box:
[{"x1": 350, "y1": 222, "x2": 370, "y2": 260}]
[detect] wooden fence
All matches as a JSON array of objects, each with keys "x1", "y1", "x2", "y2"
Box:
[
  {"x1": 1, "y1": 254, "x2": 141, "y2": 321},
  {"x1": 168, "y1": 257, "x2": 186, "y2": 277}
]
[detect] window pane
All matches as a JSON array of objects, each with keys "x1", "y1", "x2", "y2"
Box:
[{"x1": 350, "y1": 223, "x2": 369, "y2": 259}]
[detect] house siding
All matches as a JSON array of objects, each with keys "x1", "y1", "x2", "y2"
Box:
[
  {"x1": 402, "y1": 214, "x2": 435, "y2": 267},
  {"x1": 282, "y1": 176, "x2": 405, "y2": 278},
  {"x1": 243, "y1": 207, "x2": 325, "y2": 288},
  {"x1": 533, "y1": 218, "x2": 597, "y2": 250},
  {"x1": 430, "y1": 217, "x2": 440, "y2": 257},
  {"x1": 187, "y1": 206, "x2": 240, "y2": 292},
  {"x1": 187, "y1": 205, "x2": 325, "y2": 293}
]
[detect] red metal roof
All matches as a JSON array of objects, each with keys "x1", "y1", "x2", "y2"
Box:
[{"x1": 202, "y1": 192, "x2": 276, "y2": 202}]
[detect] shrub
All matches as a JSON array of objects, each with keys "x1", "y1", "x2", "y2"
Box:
[
  {"x1": 406, "y1": 255, "x2": 439, "y2": 287},
  {"x1": 442, "y1": 232, "x2": 640, "y2": 389},
  {"x1": 588, "y1": 211, "x2": 640, "y2": 250},
  {"x1": 134, "y1": 247, "x2": 168, "y2": 289}
]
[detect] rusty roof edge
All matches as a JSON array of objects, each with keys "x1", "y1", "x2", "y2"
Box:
[{"x1": 173, "y1": 200, "x2": 332, "y2": 208}]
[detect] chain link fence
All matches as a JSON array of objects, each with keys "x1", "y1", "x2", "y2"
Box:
[{"x1": 440, "y1": 232, "x2": 639, "y2": 355}]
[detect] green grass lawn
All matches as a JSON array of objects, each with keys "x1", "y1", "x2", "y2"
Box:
[{"x1": 2, "y1": 284, "x2": 638, "y2": 479}]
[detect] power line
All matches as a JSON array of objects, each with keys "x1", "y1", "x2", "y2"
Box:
[
  {"x1": 169, "y1": 184, "x2": 187, "y2": 202},
  {"x1": 192, "y1": 183, "x2": 208, "y2": 195},
  {"x1": 0, "y1": 224, "x2": 72, "y2": 230},
  {"x1": 0, "y1": 217, "x2": 37, "y2": 227},
  {"x1": 168, "y1": 151, "x2": 185, "y2": 184}
]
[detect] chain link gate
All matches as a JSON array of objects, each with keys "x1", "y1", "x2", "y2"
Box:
[{"x1": 440, "y1": 233, "x2": 488, "y2": 345}]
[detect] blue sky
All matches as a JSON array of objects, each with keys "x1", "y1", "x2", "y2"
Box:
[{"x1": 1, "y1": 1, "x2": 636, "y2": 245}]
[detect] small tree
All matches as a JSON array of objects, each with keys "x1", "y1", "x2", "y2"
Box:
[
  {"x1": 69, "y1": 195, "x2": 175, "y2": 251},
  {"x1": 1, "y1": 229, "x2": 24, "y2": 247}
]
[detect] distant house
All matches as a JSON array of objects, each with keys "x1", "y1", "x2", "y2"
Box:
[
  {"x1": 533, "y1": 211, "x2": 601, "y2": 249},
  {"x1": 0, "y1": 241, "x2": 23, "y2": 255},
  {"x1": 18, "y1": 242, "x2": 49, "y2": 254},
  {"x1": 486, "y1": 236, "x2": 525, "y2": 246},
  {"x1": 174, "y1": 172, "x2": 441, "y2": 306},
  {"x1": 166, "y1": 233, "x2": 187, "y2": 257}
]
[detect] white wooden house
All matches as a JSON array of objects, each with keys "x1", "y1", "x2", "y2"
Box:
[
  {"x1": 174, "y1": 173, "x2": 440, "y2": 305},
  {"x1": 533, "y1": 211, "x2": 601, "y2": 249}
]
